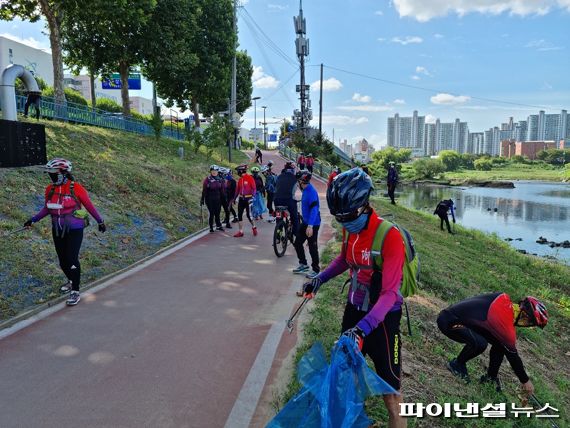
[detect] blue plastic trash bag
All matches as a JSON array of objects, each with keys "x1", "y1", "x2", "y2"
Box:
[
  {"x1": 252, "y1": 192, "x2": 267, "y2": 218},
  {"x1": 267, "y1": 337, "x2": 397, "y2": 428}
]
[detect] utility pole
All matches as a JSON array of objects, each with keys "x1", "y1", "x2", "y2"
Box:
[
  {"x1": 252, "y1": 96, "x2": 260, "y2": 146},
  {"x1": 294, "y1": 0, "x2": 311, "y2": 140},
  {"x1": 262, "y1": 105, "x2": 267, "y2": 150},
  {"x1": 318, "y1": 63, "x2": 323, "y2": 142},
  {"x1": 229, "y1": 0, "x2": 238, "y2": 162}
]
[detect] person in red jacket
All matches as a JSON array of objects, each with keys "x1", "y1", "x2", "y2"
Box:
[
  {"x1": 327, "y1": 166, "x2": 341, "y2": 187},
  {"x1": 24, "y1": 158, "x2": 106, "y2": 306},
  {"x1": 297, "y1": 152, "x2": 306, "y2": 171},
  {"x1": 437, "y1": 293, "x2": 548, "y2": 396},
  {"x1": 232, "y1": 164, "x2": 257, "y2": 237},
  {"x1": 305, "y1": 153, "x2": 315, "y2": 173}
]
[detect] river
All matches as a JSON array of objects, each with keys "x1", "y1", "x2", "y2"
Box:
[{"x1": 395, "y1": 181, "x2": 570, "y2": 265}]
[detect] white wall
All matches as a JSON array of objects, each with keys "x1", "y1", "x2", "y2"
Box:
[{"x1": 0, "y1": 36, "x2": 53, "y2": 85}]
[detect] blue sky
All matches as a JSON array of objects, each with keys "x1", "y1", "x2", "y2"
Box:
[{"x1": 1, "y1": 0, "x2": 568, "y2": 147}]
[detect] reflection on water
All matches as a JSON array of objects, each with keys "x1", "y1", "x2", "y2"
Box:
[{"x1": 396, "y1": 181, "x2": 570, "y2": 265}]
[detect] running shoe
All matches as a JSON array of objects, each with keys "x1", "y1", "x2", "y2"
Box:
[
  {"x1": 209, "y1": 228, "x2": 215, "y2": 233},
  {"x1": 252, "y1": 226, "x2": 258, "y2": 236},
  {"x1": 232, "y1": 218, "x2": 239, "y2": 223},
  {"x1": 66, "y1": 291, "x2": 81, "y2": 306},
  {"x1": 225, "y1": 223, "x2": 232, "y2": 229},
  {"x1": 292, "y1": 264, "x2": 309, "y2": 274},
  {"x1": 60, "y1": 281, "x2": 72, "y2": 293},
  {"x1": 216, "y1": 226, "x2": 224, "y2": 231},
  {"x1": 305, "y1": 270, "x2": 319, "y2": 279},
  {"x1": 233, "y1": 231, "x2": 244, "y2": 238},
  {"x1": 446, "y1": 359, "x2": 469, "y2": 382}
]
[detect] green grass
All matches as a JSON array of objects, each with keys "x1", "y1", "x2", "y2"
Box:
[
  {"x1": 444, "y1": 163, "x2": 568, "y2": 183},
  {"x1": 0, "y1": 119, "x2": 248, "y2": 320},
  {"x1": 272, "y1": 198, "x2": 570, "y2": 427}
]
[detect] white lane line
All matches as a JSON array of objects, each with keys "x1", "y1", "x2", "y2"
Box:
[{"x1": 0, "y1": 230, "x2": 209, "y2": 341}]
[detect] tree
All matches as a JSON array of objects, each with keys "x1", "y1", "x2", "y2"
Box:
[
  {"x1": 474, "y1": 158, "x2": 493, "y2": 171},
  {"x1": 1, "y1": 1, "x2": 66, "y2": 104},
  {"x1": 412, "y1": 158, "x2": 445, "y2": 180},
  {"x1": 236, "y1": 50, "x2": 253, "y2": 114},
  {"x1": 439, "y1": 150, "x2": 461, "y2": 171},
  {"x1": 370, "y1": 147, "x2": 412, "y2": 171}
]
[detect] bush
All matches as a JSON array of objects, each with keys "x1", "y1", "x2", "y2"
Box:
[
  {"x1": 438, "y1": 150, "x2": 461, "y2": 171},
  {"x1": 491, "y1": 157, "x2": 507, "y2": 165},
  {"x1": 474, "y1": 158, "x2": 493, "y2": 171},
  {"x1": 511, "y1": 155, "x2": 528, "y2": 164},
  {"x1": 96, "y1": 97, "x2": 123, "y2": 113},
  {"x1": 412, "y1": 158, "x2": 445, "y2": 179},
  {"x1": 42, "y1": 87, "x2": 88, "y2": 106}
]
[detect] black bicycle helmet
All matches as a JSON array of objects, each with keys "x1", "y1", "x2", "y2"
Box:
[
  {"x1": 296, "y1": 170, "x2": 312, "y2": 184},
  {"x1": 327, "y1": 168, "x2": 373, "y2": 221},
  {"x1": 236, "y1": 164, "x2": 248, "y2": 174}
]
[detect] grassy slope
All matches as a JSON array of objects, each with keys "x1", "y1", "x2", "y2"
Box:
[
  {"x1": 0, "y1": 120, "x2": 247, "y2": 320},
  {"x1": 274, "y1": 198, "x2": 570, "y2": 427}
]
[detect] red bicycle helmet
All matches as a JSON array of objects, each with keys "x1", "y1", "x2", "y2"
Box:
[{"x1": 520, "y1": 296, "x2": 548, "y2": 329}]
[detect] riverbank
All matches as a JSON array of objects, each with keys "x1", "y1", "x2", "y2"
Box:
[
  {"x1": 444, "y1": 163, "x2": 569, "y2": 183},
  {"x1": 271, "y1": 198, "x2": 570, "y2": 427},
  {"x1": 0, "y1": 120, "x2": 247, "y2": 320}
]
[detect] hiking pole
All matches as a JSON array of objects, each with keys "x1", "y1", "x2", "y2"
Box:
[
  {"x1": 286, "y1": 297, "x2": 309, "y2": 333},
  {"x1": 528, "y1": 394, "x2": 559, "y2": 428},
  {"x1": 200, "y1": 204, "x2": 204, "y2": 227}
]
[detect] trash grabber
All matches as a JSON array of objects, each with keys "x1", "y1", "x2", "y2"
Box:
[
  {"x1": 529, "y1": 394, "x2": 559, "y2": 428},
  {"x1": 3, "y1": 227, "x2": 27, "y2": 237},
  {"x1": 286, "y1": 297, "x2": 309, "y2": 333}
]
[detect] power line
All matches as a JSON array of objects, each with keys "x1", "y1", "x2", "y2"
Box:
[{"x1": 324, "y1": 64, "x2": 556, "y2": 110}]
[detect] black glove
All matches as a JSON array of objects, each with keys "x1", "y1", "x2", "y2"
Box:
[
  {"x1": 98, "y1": 222, "x2": 107, "y2": 233},
  {"x1": 341, "y1": 326, "x2": 365, "y2": 351},
  {"x1": 23, "y1": 219, "x2": 33, "y2": 228},
  {"x1": 302, "y1": 276, "x2": 323, "y2": 298},
  {"x1": 453, "y1": 219, "x2": 456, "y2": 223}
]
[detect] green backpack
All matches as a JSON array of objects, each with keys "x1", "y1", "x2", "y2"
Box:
[{"x1": 371, "y1": 220, "x2": 420, "y2": 334}]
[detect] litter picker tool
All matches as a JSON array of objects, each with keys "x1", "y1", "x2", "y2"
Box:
[
  {"x1": 286, "y1": 297, "x2": 309, "y2": 333},
  {"x1": 3, "y1": 227, "x2": 28, "y2": 237},
  {"x1": 528, "y1": 394, "x2": 559, "y2": 428}
]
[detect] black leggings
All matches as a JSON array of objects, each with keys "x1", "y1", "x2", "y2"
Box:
[
  {"x1": 437, "y1": 309, "x2": 488, "y2": 365},
  {"x1": 438, "y1": 214, "x2": 452, "y2": 233},
  {"x1": 294, "y1": 224, "x2": 320, "y2": 272},
  {"x1": 52, "y1": 228, "x2": 84, "y2": 291},
  {"x1": 237, "y1": 197, "x2": 253, "y2": 223},
  {"x1": 206, "y1": 198, "x2": 222, "y2": 229},
  {"x1": 387, "y1": 183, "x2": 396, "y2": 203},
  {"x1": 266, "y1": 192, "x2": 275, "y2": 215},
  {"x1": 342, "y1": 304, "x2": 402, "y2": 391}
]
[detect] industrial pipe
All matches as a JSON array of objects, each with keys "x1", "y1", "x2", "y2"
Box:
[{"x1": 0, "y1": 64, "x2": 41, "y2": 121}]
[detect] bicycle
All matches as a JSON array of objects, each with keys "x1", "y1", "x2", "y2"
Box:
[{"x1": 273, "y1": 206, "x2": 294, "y2": 257}]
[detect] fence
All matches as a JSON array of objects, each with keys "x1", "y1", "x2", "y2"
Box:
[
  {"x1": 14, "y1": 95, "x2": 184, "y2": 141},
  {"x1": 279, "y1": 144, "x2": 336, "y2": 180}
]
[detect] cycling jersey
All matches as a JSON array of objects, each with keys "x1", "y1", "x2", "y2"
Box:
[
  {"x1": 234, "y1": 173, "x2": 256, "y2": 201},
  {"x1": 274, "y1": 170, "x2": 297, "y2": 200},
  {"x1": 202, "y1": 175, "x2": 224, "y2": 202}
]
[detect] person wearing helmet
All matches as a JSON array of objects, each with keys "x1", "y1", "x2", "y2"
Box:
[
  {"x1": 219, "y1": 168, "x2": 236, "y2": 228},
  {"x1": 232, "y1": 164, "x2": 257, "y2": 237},
  {"x1": 305, "y1": 153, "x2": 314, "y2": 173},
  {"x1": 327, "y1": 166, "x2": 341, "y2": 187},
  {"x1": 297, "y1": 152, "x2": 306, "y2": 171},
  {"x1": 274, "y1": 161, "x2": 300, "y2": 236},
  {"x1": 250, "y1": 166, "x2": 267, "y2": 220},
  {"x1": 299, "y1": 167, "x2": 407, "y2": 427},
  {"x1": 201, "y1": 165, "x2": 225, "y2": 233},
  {"x1": 387, "y1": 161, "x2": 398, "y2": 205},
  {"x1": 292, "y1": 170, "x2": 320, "y2": 276},
  {"x1": 437, "y1": 293, "x2": 547, "y2": 396},
  {"x1": 262, "y1": 163, "x2": 278, "y2": 221},
  {"x1": 23, "y1": 158, "x2": 106, "y2": 306}
]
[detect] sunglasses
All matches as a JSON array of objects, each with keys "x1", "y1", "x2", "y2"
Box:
[{"x1": 334, "y1": 206, "x2": 366, "y2": 223}]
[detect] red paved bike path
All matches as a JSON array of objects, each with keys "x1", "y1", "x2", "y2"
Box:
[{"x1": 0, "y1": 152, "x2": 333, "y2": 428}]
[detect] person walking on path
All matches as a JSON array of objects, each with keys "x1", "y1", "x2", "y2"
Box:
[
  {"x1": 274, "y1": 161, "x2": 300, "y2": 236},
  {"x1": 24, "y1": 158, "x2": 106, "y2": 306},
  {"x1": 305, "y1": 153, "x2": 315, "y2": 173},
  {"x1": 24, "y1": 90, "x2": 41, "y2": 119},
  {"x1": 300, "y1": 168, "x2": 407, "y2": 428},
  {"x1": 219, "y1": 168, "x2": 235, "y2": 229},
  {"x1": 232, "y1": 164, "x2": 257, "y2": 238},
  {"x1": 437, "y1": 293, "x2": 548, "y2": 398},
  {"x1": 262, "y1": 164, "x2": 277, "y2": 221},
  {"x1": 387, "y1": 161, "x2": 398, "y2": 205},
  {"x1": 327, "y1": 166, "x2": 341, "y2": 187},
  {"x1": 297, "y1": 152, "x2": 306, "y2": 171},
  {"x1": 292, "y1": 171, "x2": 320, "y2": 277},
  {"x1": 254, "y1": 147, "x2": 263, "y2": 164},
  {"x1": 434, "y1": 199, "x2": 456, "y2": 234},
  {"x1": 201, "y1": 165, "x2": 225, "y2": 233},
  {"x1": 251, "y1": 166, "x2": 266, "y2": 220}
]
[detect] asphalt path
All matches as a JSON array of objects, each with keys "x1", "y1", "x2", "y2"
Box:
[{"x1": 0, "y1": 151, "x2": 333, "y2": 428}]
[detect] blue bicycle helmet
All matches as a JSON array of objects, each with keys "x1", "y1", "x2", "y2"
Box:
[{"x1": 327, "y1": 168, "x2": 374, "y2": 221}]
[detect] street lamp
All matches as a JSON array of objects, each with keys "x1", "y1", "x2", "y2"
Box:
[
  {"x1": 262, "y1": 105, "x2": 267, "y2": 149},
  {"x1": 252, "y1": 96, "x2": 260, "y2": 146}
]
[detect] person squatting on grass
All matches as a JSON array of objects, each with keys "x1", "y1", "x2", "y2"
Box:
[
  {"x1": 201, "y1": 165, "x2": 225, "y2": 233},
  {"x1": 434, "y1": 199, "x2": 456, "y2": 234},
  {"x1": 24, "y1": 158, "x2": 106, "y2": 307},
  {"x1": 300, "y1": 168, "x2": 407, "y2": 428},
  {"x1": 437, "y1": 293, "x2": 548, "y2": 398}
]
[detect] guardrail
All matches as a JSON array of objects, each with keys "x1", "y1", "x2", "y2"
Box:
[
  {"x1": 13, "y1": 94, "x2": 184, "y2": 141},
  {"x1": 279, "y1": 144, "x2": 335, "y2": 179}
]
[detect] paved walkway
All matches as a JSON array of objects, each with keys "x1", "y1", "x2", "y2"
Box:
[{"x1": 0, "y1": 152, "x2": 333, "y2": 428}]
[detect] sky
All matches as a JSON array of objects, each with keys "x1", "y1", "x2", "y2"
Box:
[{"x1": 1, "y1": 0, "x2": 569, "y2": 148}]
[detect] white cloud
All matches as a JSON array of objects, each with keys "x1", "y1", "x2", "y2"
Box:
[
  {"x1": 425, "y1": 114, "x2": 437, "y2": 124},
  {"x1": 434, "y1": 33, "x2": 444, "y2": 38},
  {"x1": 391, "y1": 36, "x2": 423, "y2": 45},
  {"x1": 411, "y1": 75, "x2": 421, "y2": 80},
  {"x1": 311, "y1": 77, "x2": 343, "y2": 92},
  {"x1": 393, "y1": 0, "x2": 570, "y2": 22},
  {"x1": 321, "y1": 115, "x2": 369, "y2": 126},
  {"x1": 393, "y1": 99, "x2": 406, "y2": 105},
  {"x1": 430, "y1": 93, "x2": 471, "y2": 105},
  {"x1": 525, "y1": 39, "x2": 564, "y2": 51},
  {"x1": 0, "y1": 33, "x2": 51, "y2": 51},
  {"x1": 268, "y1": 3, "x2": 288, "y2": 10},
  {"x1": 375, "y1": 10, "x2": 384, "y2": 15},
  {"x1": 415, "y1": 66, "x2": 431, "y2": 76},
  {"x1": 352, "y1": 93, "x2": 372, "y2": 103},
  {"x1": 337, "y1": 105, "x2": 393, "y2": 112},
  {"x1": 252, "y1": 66, "x2": 279, "y2": 89},
  {"x1": 377, "y1": 37, "x2": 387, "y2": 42}
]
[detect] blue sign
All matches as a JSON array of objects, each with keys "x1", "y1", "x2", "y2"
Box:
[
  {"x1": 269, "y1": 134, "x2": 278, "y2": 142},
  {"x1": 102, "y1": 73, "x2": 142, "y2": 90}
]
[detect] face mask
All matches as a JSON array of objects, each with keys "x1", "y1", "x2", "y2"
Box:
[
  {"x1": 341, "y1": 212, "x2": 369, "y2": 234},
  {"x1": 48, "y1": 172, "x2": 66, "y2": 185}
]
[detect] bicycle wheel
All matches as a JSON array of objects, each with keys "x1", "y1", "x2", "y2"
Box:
[{"x1": 273, "y1": 220, "x2": 288, "y2": 257}]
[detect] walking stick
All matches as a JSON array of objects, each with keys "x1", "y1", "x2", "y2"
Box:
[
  {"x1": 286, "y1": 297, "x2": 309, "y2": 333},
  {"x1": 3, "y1": 227, "x2": 27, "y2": 237},
  {"x1": 200, "y1": 204, "x2": 204, "y2": 227}
]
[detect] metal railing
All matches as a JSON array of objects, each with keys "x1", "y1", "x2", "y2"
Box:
[
  {"x1": 279, "y1": 144, "x2": 336, "y2": 179},
  {"x1": 13, "y1": 94, "x2": 184, "y2": 141}
]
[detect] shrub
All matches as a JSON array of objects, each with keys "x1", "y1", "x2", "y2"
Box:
[
  {"x1": 42, "y1": 87, "x2": 88, "y2": 106},
  {"x1": 438, "y1": 150, "x2": 461, "y2": 171},
  {"x1": 96, "y1": 97, "x2": 123, "y2": 113},
  {"x1": 412, "y1": 158, "x2": 445, "y2": 179},
  {"x1": 474, "y1": 158, "x2": 493, "y2": 171}
]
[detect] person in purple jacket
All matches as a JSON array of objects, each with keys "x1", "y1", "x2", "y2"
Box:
[
  {"x1": 201, "y1": 165, "x2": 225, "y2": 233},
  {"x1": 24, "y1": 158, "x2": 105, "y2": 306}
]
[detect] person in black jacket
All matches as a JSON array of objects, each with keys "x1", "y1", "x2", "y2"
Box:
[
  {"x1": 434, "y1": 199, "x2": 456, "y2": 233},
  {"x1": 274, "y1": 161, "x2": 299, "y2": 235},
  {"x1": 222, "y1": 168, "x2": 238, "y2": 225},
  {"x1": 201, "y1": 165, "x2": 225, "y2": 232},
  {"x1": 24, "y1": 91, "x2": 42, "y2": 119}
]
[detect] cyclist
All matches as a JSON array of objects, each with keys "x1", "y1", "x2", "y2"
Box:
[
  {"x1": 300, "y1": 168, "x2": 407, "y2": 428},
  {"x1": 274, "y1": 160, "x2": 299, "y2": 236},
  {"x1": 222, "y1": 167, "x2": 238, "y2": 225},
  {"x1": 250, "y1": 166, "x2": 266, "y2": 220},
  {"x1": 232, "y1": 164, "x2": 257, "y2": 238},
  {"x1": 437, "y1": 293, "x2": 547, "y2": 396},
  {"x1": 262, "y1": 164, "x2": 277, "y2": 222},
  {"x1": 24, "y1": 158, "x2": 106, "y2": 306},
  {"x1": 201, "y1": 165, "x2": 225, "y2": 233},
  {"x1": 218, "y1": 168, "x2": 234, "y2": 229},
  {"x1": 292, "y1": 171, "x2": 320, "y2": 277}
]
